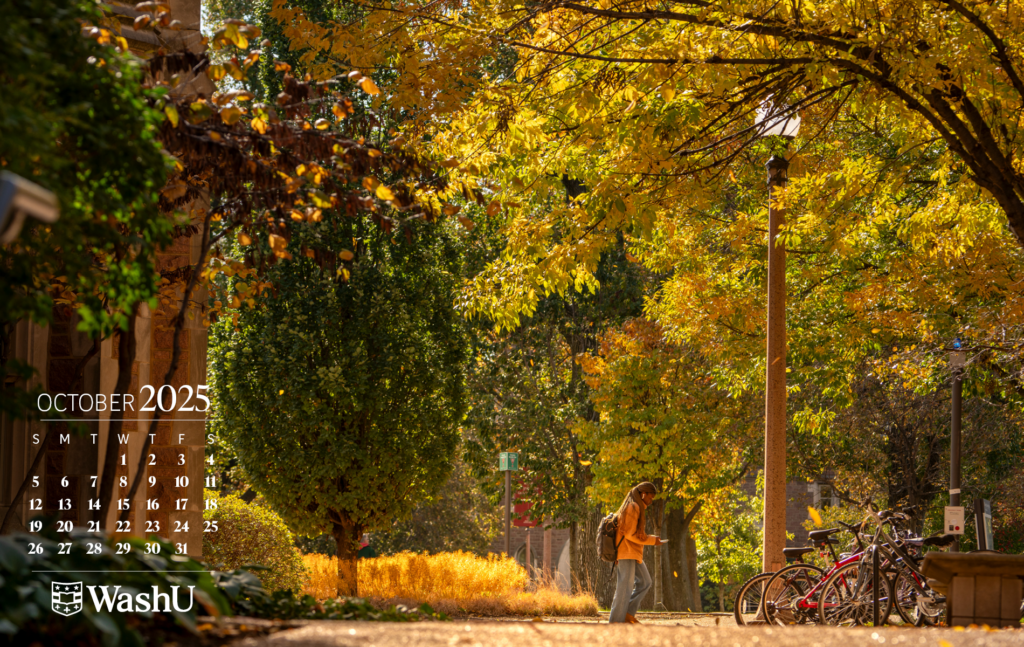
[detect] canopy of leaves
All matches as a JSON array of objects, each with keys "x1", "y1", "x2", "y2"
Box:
[
  {"x1": 207, "y1": 217, "x2": 469, "y2": 539},
  {"x1": 577, "y1": 318, "x2": 756, "y2": 510}
]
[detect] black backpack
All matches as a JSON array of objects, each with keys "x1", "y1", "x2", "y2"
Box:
[{"x1": 597, "y1": 513, "x2": 625, "y2": 562}]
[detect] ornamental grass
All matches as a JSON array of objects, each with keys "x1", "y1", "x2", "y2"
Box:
[{"x1": 301, "y1": 551, "x2": 598, "y2": 617}]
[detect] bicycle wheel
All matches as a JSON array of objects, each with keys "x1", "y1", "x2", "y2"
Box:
[
  {"x1": 760, "y1": 563, "x2": 825, "y2": 625},
  {"x1": 734, "y1": 572, "x2": 775, "y2": 626},
  {"x1": 891, "y1": 569, "x2": 941, "y2": 626},
  {"x1": 817, "y1": 562, "x2": 893, "y2": 626}
]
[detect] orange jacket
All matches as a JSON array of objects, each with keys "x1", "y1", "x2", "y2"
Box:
[{"x1": 616, "y1": 499, "x2": 658, "y2": 562}]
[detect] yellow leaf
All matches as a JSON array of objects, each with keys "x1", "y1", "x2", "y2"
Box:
[
  {"x1": 309, "y1": 190, "x2": 332, "y2": 208},
  {"x1": 221, "y1": 106, "x2": 243, "y2": 125},
  {"x1": 339, "y1": 249, "x2": 354, "y2": 261},
  {"x1": 359, "y1": 77, "x2": 381, "y2": 95},
  {"x1": 938, "y1": 641, "x2": 953, "y2": 647},
  {"x1": 673, "y1": 571, "x2": 678, "y2": 578},
  {"x1": 579, "y1": 460, "x2": 592, "y2": 466},
  {"x1": 274, "y1": 60, "x2": 291, "y2": 73},
  {"x1": 362, "y1": 177, "x2": 379, "y2": 191},
  {"x1": 279, "y1": 389, "x2": 284, "y2": 395},
  {"x1": 662, "y1": 86, "x2": 676, "y2": 102},
  {"x1": 207, "y1": 64, "x2": 226, "y2": 82},
  {"x1": 871, "y1": 328, "x2": 881, "y2": 334},
  {"x1": 250, "y1": 117, "x2": 267, "y2": 134},
  {"x1": 808, "y1": 506, "x2": 823, "y2": 527},
  {"x1": 237, "y1": 232, "x2": 252, "y2": 246},
  {"x1": 332, "y1": 103, "x2": 348, "y2": 119},
  {"x1": 314, "y1": 118, "x2": 330, "y2": 130},
  {"x1": 375, "y1": 185, "x2": 395, "y2": 201},
  {"x1": 269, "y1": 233, "x2": 288, "y2": 257},
  {"x1": 164, "y1": 104, "x2": 179, "y2": 128}
]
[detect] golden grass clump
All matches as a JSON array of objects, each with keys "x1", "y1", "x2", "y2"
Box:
[
  {"x1": 302, "y1": 552, "x2": 339, "y2": 601},
  {"x1": 301, "y1": 551, "x2": 598, "y2": 617}
]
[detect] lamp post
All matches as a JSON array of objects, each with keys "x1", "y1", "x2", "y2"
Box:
[
  {"x1": 949, "y1": 339, "x2": 965, "y2": 552},
  {"x1": 755, "y1": 103, "x2": 800, "y2": 573}
]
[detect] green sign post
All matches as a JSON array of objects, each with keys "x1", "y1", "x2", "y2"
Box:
[
  {"x1": 499, "y1": 452, "x2": 519, "y2": 556},
  {"x1": 499, "y1": 452, "x2": 519, "y2": 472}
]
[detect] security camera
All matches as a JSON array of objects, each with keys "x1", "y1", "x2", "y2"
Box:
[{"x1": 0, "y1": 171, "x2": 60, "y2": 245}]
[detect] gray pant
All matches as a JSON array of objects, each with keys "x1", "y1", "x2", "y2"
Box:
[{"x1": 608, "y1": 559, "x2": 652, "y2": 623}]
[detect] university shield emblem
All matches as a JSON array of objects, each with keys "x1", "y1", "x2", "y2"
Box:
[{"x1": 51, "y1": 581, "x2": 83, "y2": 616}]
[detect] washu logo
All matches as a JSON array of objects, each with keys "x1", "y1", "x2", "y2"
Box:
[
  {"x1": 51, "y1": 582, "x2": 83, "y2": 616},
  {"x1": 51, "y1": 582, "x2": 195, "y2": 615}
]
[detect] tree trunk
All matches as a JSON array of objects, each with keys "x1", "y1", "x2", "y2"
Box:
[
  {"x1": 659, "y1": 503, "x2": 702, "y2": 611},
  {"x1": 95, "y1": 313, "x2": 136, "y2": 526},
  {"x1": 573, "y1": 506, "x2": 603, "y2": 595},
  {"x1": 569, "y1": 519, "x2": 578, "y2": 591},
  {"x1": 571, "y1": 505, "x2": 616, "y2": 606},
  {"x1": 688, "y1": 534, "x2": 702, "y2": 612},
  {"x1": 331, "y1": 513, "x2": 361, "y2": 597}
]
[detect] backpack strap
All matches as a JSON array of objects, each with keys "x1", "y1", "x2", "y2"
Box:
[{"x1": 612, "y1": 532, "x2": 626, "y2": 566}]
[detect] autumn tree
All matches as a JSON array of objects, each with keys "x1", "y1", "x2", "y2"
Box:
[
  {"x1": 460, "y1": 230, "x2": 648, "y2": 599},
  {"x1": 577, "y1": 318, "x2": 758, "y2": 610},
  {"x1": 208, "y1": 217, "x2": 469, "y2": 596},
  {"x1": 252, "y1": 0, "x2": 1024, "y2": 557},
  {"x1": 693, "y1": 487, "x2": 762, "y2": 613}
]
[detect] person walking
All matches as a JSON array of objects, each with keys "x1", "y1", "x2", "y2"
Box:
[{"x1": 608, "y1": 481, "x2": 663, "y2": 624}]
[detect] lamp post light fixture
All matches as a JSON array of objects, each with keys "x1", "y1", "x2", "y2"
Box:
[
  {"x1": 0, "y1": 172, "x2": 59, "y2": 245},
  {"x1": 754, "y1": 101, "x2": 799, "y2": 573}
]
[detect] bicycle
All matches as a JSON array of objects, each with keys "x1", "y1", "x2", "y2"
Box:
[
  {"x1": 817, "y1": 503, "x2": 952, "y2": 626},
  {"x1": 759, "y1": 520, "x2": 865, "y2": 625},
  {"x1": 734, "y1": 571, "x2": 776, "y2": 625}
]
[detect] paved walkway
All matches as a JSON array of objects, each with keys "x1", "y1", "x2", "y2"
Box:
[
  {"x1": 471, "y1": 611, "x2": 730, "y2": 626},
  {"x1": 236, "y1": 619, "x2": 1020, "y2": 647}
]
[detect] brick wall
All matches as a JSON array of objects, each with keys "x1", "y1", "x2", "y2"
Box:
[{"x1": 739, "y1": 472, "x2": 816, "y2": 546}]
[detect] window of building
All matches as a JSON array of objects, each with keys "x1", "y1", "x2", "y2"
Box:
[{"x1": 807, "y1": 482, "x2": 839, "y2": 508}]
